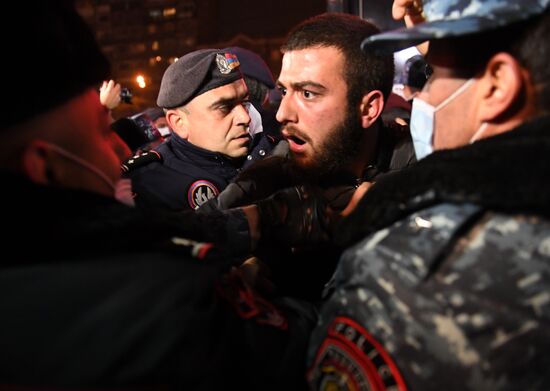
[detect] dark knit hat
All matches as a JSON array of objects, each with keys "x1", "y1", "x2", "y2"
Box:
[
  {"x1": 224, "y1": 47, "x2": 275, "y2": 89},
  {"x1": 111, "y1": 114, "x2": 163, "y2": 153},
  {"x1": 3, "y1": 1, "x2": 110, "y2": 130},
  {"x1": 143, "y1": 107, "x2": 165, "y2": 122},
  {"x1": 404, "y1": 55, "x2": 431, "y2": 90},
  {"x1": 157, "y1": 49, "x2": 243, "y2": 108}
]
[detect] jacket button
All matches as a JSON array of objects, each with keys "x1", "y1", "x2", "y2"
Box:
[
  {"x1": 259, "y1": 149, "x2": 266, "y2": 156},
  {"x1": 247, "y1": 155, "x2": 253, "y2": 160}
]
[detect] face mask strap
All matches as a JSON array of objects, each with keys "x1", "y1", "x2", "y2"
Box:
[
  {"x1": 469, "y1": 122, "x2": 489, "y2": 144},
  {"x1": 46, "y1": 143, "x2": 116, "y2": 192},
  {"x1": 435, "y1": 78, "x2": 475, "y2": 111}
]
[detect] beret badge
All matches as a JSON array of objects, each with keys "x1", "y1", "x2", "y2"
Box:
[{"x1": 216, "y1": 53, "x2": 240, "y2": 75}]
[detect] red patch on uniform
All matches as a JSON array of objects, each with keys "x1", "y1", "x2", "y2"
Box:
[
  {"x1": 307, "y1": 316, "x2": 408, "y2": 391},
  {"x1": 187, "y1": 180, "x2": 219, "y2": 209},
  {"x1": 216, "y1": 270, "x2": 288, "y2": 330}
]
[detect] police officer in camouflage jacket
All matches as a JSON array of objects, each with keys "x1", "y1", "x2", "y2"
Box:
[{"x1": 307, "y1": 0, "x2": 550, "y2": 389}]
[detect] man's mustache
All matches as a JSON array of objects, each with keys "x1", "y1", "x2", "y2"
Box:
[{"x1": 282, "y1": 125, "x2": 312, "y2": 144}]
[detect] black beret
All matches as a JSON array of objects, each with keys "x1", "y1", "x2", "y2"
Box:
[
  {"x1": 157, "y1": 49, "x2": 243, "y2": 108},
  {"x1": 225, "y1": 47, "x2": 275, "y2": 89},
  {"x1": 3, "y1": 1, "x2": 110, "y2": 130}
]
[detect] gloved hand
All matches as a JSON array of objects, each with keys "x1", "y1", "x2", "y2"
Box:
[
  {"x1": 206, "y1": 156, "x2": 294, "y2": 211},
  {"x1": 255, "y1": 185, "x2": 332, "y2": 247}
]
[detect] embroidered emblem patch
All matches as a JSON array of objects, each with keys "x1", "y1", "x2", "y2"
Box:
[
  {"x1": 216, "y1": 53, "x2": 240, "y2": 74},
  {"x1": 216, "y1": 269, "x2": 288, "y2": 330},
  {"x1": 307, "y1": 317, "x2": 408, "y2": 391},
  {"x1": 187, "y1": 180, "x2": 219, "y2": 209}
]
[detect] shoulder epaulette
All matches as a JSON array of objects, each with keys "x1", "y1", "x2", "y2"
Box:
[{"x1": 121, "y1": 150, "x2": 163, "y2": 173}]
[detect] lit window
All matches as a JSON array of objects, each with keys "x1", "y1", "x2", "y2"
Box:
[
  {"x1": 152, "y1": 41, "x2": 159, "y2": 51},
  {"x1": 163, "y1": 7, "x2": 176, "y2": 17}
]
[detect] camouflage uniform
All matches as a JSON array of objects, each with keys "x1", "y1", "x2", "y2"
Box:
[
  {"x1": 307, "y1": 115, "x2": 550, "y2": 390},
  {"x1": 363, "y1": 0, "x2": 550, "y2": 54}
]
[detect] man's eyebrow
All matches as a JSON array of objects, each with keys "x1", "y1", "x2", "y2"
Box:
[
  {"x1": 277, "y1": 80, "x2": 327, "y2": 92},
  {"x1": 209, "y1": 92, "x2": 248, "y2": 109}
]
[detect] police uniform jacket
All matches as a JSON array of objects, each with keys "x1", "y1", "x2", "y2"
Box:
[
  {"x1": 0, "y1": 174, "x2": 316, "y2": 390},
  {"x1": 307, "y1": 115, "x2": 550, "y2": 390},
  {"x1": 124, "y1": 131, "x2": 277, "y2": 211}
]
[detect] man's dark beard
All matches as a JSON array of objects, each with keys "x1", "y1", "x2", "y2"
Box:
[{"x1": 289, "y1": 105, "x2": 364, "y2": 184}]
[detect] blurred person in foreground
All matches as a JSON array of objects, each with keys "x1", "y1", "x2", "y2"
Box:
[
  {"x1": 0, "y1": 2, "x2": 324, "y2": 389},
  {"x1": 307, "y1": 0, "x2": 550, "y2": 389}
]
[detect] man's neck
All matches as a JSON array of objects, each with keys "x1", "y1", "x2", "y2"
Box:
[{"x1": 350, "y1": 122, "x2": 380, "y2": 179}]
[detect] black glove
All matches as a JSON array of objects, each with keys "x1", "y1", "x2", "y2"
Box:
[
  {"x1": 255, "y1": 185, "x2": 331, "y2": 247},
  {"x1": 212, "y1": 156, "x2": 294, "y2": 210},
  {"x1": 322, "y1": 185, "x2": 357, "y2": 212}
]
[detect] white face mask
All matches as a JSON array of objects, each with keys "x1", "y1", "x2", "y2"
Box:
[
  {"x1": 156, "y1": 125, "x2": 171, "y2": 137},
  {"x1": 46, "y1": 143, "x2": 135, "y2": 207},
  {"x1": 247, "y1": 103, "x2": 264, "y2": 137},
  {"x1": 410, "y1": 78, "x2": 475, "y2": 160}
]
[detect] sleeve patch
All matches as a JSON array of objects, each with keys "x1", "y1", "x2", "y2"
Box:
[
  {"x1": 216, "y1": 269, "x2": 288, "y2": 330},
  {"x1": 307, "y1": 316, "x2": 408, "y2": 391},
  {"x1": 187, "y1": 180, "x2": 220, "y2": 209}
]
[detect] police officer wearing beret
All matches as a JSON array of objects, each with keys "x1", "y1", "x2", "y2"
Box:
[
  {"x1": 123, "y1": 49, "x2": 278, "y2": 210},
  {"x1": 307, "y1": 0, "x2": 550, "y2": 389}
]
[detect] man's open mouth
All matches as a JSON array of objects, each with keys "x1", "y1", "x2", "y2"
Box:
[{"x1": 287, "y1": 135, "x2": 306, "y2": 145}]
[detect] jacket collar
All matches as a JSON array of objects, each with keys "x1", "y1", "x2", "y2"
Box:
[
  {"x1": 336, "y1": 115, "x2": 550, "y2": 246},
  {"x1": 169, "y1": 132, "x2": 243, "y2": 167}
]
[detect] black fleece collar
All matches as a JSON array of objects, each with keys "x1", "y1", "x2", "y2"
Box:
[{"x1": 336, "y1": 115, "x2": 550, "y2": 246}]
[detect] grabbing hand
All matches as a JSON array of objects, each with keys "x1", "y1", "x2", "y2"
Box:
[
  {"x1": 255, "y1": 185, "x2": 332, "y2": 247},
  {"x1": 206, "y1": 156, "x2": 294, "y2": 211}
]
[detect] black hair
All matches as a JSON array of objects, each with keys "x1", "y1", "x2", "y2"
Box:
[
  {"x1": 244, "y1": 76, "x2": 270, "y2": 107},
  {"x1": 282, "y1": 12, "x2": 394, "y2": 109},
  {"x1": 405, "y1": 55, "x2": 431, "y2": 90}
]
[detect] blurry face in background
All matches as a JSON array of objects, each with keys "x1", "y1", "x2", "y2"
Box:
[
  {"x1": 154, "y1": 116, "x2": 172, "y2": 136},
  {"x1": 176, "y1": 79, "x2": 252, "y2": 159},
  {"x1": 276, "y1": 46, "x2": 364, "y2": 179}
]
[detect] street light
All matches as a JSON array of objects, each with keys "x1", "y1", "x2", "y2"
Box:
[{"x1": 136, "y1": 74, "x2": 146, "y2": 89}]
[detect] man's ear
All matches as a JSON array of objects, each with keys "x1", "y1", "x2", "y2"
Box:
[
  {"x1": 359, "y1": 90, "x2": 385, "y2": 128},
  {"x1": 478, "y1": 52, "x2": 524, "y2": 122},
  {"x1": 166, "y1": 109, "x2": 189, "y2": 139},
  {"x1": 21, "y1": 140, "x2": 55, "y2": 185}
]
